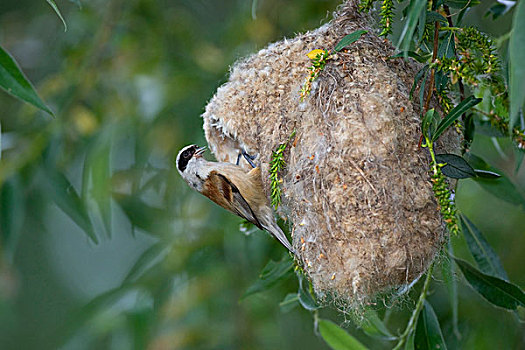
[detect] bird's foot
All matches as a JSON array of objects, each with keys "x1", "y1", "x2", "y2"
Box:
[{"x1": 236, "y1": 149, "x2": 257, "y2": 168}]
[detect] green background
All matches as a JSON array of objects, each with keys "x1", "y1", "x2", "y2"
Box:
[{"x1": 0, "y1": 0, "x2": 523, "y2": 349}]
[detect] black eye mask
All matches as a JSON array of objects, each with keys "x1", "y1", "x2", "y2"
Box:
[{"x1": 178, "y1": 146, "x2": 197, "y2": 172}]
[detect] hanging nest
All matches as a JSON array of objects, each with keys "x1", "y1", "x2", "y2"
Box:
[{"x1": 202, "y1": 1, "x2": 459, "y2": 305}]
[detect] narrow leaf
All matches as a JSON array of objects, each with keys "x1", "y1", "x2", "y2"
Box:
[
  {"x1": 318, "y1": 319, "x2": 369, "y2": 350},
  {"x1": 411, "y1": 65, "x2": 429, "y2": 99},
  {"x1": 242, "y1": 255, "x2": 293, "y2": 298},
  {"x1": 419, "y1": 68, "x2": 429, "y2": 109},
  {"x1": 472, "y1": 176, "x2": 525, "y2": 210},
  {"x1": 123, "y1": 242, "x2": 171, "y2": 283},
  {"x1": 414, "y1": 301, "x2": 448, "y2": 350},
  {"x1": 43, "y1": 167, "x2": 98, "y2": 244},
  {"x1": 421, "y1": 108, "x2": 439, "y2": 139},
  {"x1": 398, "y1": 0, "x2": 428, "y2": 54},
  {"x1": 279, "y1": 293, "x2": 299, "y2": 313},
  {"x1": 464, "y1": 154, "x2": 525, "y2": 208},
  {"x1": 361, "y1": 310, "x2": 396, "y2": 340},
  {"x1": 113, "y1": 191, "x2": 170, "y2": 235},
  {"x1": 437, "y1": 32, "x2": 456, "y2": 59},
  {"x1": 46, "y1": 0, "x2": 68, "y2": 31},
  {"x1": 0, "y1": 45, "x2": 53, "y2": 115},
  {"x1": 417, "y1": 7, "x2": 427, "y2": 43},
  {"x1": 432, "y1": 96, "x2": 482, "y2": 141},
  {"x1": 69, "y1": 0, "x2": 82, "y2": 8},
  {"x1": 463, "y1": 114, "x2": 475, "y2": 146},
  {"x1": 334, "y1": 30, "x2": 368, "y2": 51},
  {"x1": 435, "y1": 153, "x2": 476, "y2": 179},
  {"x1": 391, "y1": 51, "x2": 430, "y2": 63},
  {"x1": 83, "y1": 132, "x2": 113, "y2": 237},
  {"x1": 455, "y1": 258, "x2": 525, "y2": 310},
  {"x1": 444, "y1": 0, "x2": 480, "y2": 8},
  {"x1": 425, "y1": 11, "x2": 448, "y2": 24},
  {"x1": 463, "y1": 152, "x2": 490, "y2": 170},
  {"x1": 509, "y1": 0, "x2": 525, "y2": 129},
  {"x1": 485, "y1": 2, "x2": 515, "y2": 19},
  {"x1": 515, "y1": 148, "x2": 524, "y2": 174},
  {"x1": 460, "y1": 215, "x2": 508, "y2": 280},
  {"x1": 0, "y1": 177, "x2": 25, "y2": 260},
  {"x1": 442, "y1": 241, "x2": 460, "y2": 338},
  {"x1": 405, "y1": 330, "x2": 415, "y2": 350},
  {"x1": 434, "y1": 70, "x2": 449, "y2": 94},
  {"x1": 298, "y1": 273, "x2": 319, "y2": 310},
  {"x1": 473, "y1": 169, "x2": 501, "y2": 179}
]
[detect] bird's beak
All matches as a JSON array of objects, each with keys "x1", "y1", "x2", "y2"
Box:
[{"x1": 194, "y1": 146, "x2": 207, "y2": 158}]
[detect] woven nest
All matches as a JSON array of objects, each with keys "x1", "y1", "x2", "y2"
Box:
[{"x1": 202, "y1": 1, "x2": 459, "y2": 304}]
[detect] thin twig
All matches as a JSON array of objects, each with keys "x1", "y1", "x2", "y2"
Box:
[
  {"x1": 443, "y1": 4, "x2": 466, "y2": 103},
  {"x1": 424, "y1": 21, "x2": 441, "y2": 112},
  {"x1": 393, "y1": 262, "x2": 435, "y2": 350}
]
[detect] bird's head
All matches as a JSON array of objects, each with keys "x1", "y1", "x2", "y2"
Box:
[{"x1": 176, "y1": 144, "x2": 207, "y2": 175}]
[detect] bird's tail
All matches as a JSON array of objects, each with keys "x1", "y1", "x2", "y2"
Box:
[{"x1": 265, "y1": 221, "x2": 294, "y2": 254}]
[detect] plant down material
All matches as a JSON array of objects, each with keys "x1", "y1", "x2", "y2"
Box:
[{"x1": 202, "y1": 1, "x2": 459, "y2": 305}]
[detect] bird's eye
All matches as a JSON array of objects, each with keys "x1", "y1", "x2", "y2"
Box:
[{"x1": 183, "y1": 150, "x2": 191, "y2": 158}]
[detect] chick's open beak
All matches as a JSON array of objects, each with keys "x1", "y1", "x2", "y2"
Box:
[{"x1": 194, "y1": 146, "x2": 207, "y2": 158}]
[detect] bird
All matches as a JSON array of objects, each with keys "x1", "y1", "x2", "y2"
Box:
[{"x1": 175, "y1": 144, "x2": 294, "y2": 253}]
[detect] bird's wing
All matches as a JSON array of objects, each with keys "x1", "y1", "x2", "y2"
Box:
[{"x1": 202, "y1": 170, "x2": 263, "y2": 229}]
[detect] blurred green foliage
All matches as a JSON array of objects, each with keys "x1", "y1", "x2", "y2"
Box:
[{"x1": 0, "y1": 0, "x2": 524, "y2": 349}]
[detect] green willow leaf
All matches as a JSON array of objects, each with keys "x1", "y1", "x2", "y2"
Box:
[
  {"x1": 55, "y1": 285, "x2": 135, "y2": 348},
  {"x1": 405, "y1": 330, "x2": 415, "y2": 350},
  {"x1": 460, "y1": 215, "x2": 508, "y2": 280},
  {"x1": 113, "y1": 192, "x2": 170, "y2": 235},
  {"x1": 419, "y1": 68, "x2": 430, "y2": 109},
  {"x1": 464, "y1": 152, "x2": 496, "y2": 171},
  {"x1": 83, "y1": 131, "x2": 112, "y2": 237},
  {"x1": 69, "y1": 0, "x2": 82, "y2": 8},
  {"x1": 0, "y1": 45, "x2": 53, "y2": 115},
  {"x1": 437, "y1": 32, "x2": 456, "y2": 59},
  {"x1": 242, "y1": 255, "x2": 293, "y2": 299},
  {"x1": 473, "y1": 169, "x2": 501, "y2": 179},
  {"x1": 515, "y1": 148, "x2": 525, "y2": 174},
  {"x1": 464, "y1": 153, "x2": 525, "y2": 208},
  {"x1": 417, "y1": 6, "x2": 426, "y2": 43},
  {"x1": 442, "y1": 241, "x2": 460, "y2": 338},
  {"x1": 361, "y1": 310, "x2": 396, "y2": 340},
  {"x1": 473, "y1": 120, "x2": 506, "y2": 137},
  {"x1": 435, "y1": 153, "x2": 476, "y2": 179},
  {"x1": 432, "y1": 96, "x2": 482, "y2": 142},
  {"x1": 444, "y1": 0, "x2": 480, "y2": 8},
  {"x1": 425, "y1": 11, "x2": 447, "y2": 24},
  {"x1": 298, "y1": 273, "x2": 319, "y2": 310},
  {"x1": 411, "y1": 65, "x2": 429, "y2": 99},
  {"x1": 279, "y1": 293, "x2": 299, "y2": 313},
  {"x1": 472, "y1": 176, "x2": 525, "y2": 210},
  {"x1": 455, "y1": 258, "x2": 525, "y2": 310},
  {"x1": 391, "y1": 51, "x2": 430, "y2": 63},
  {"x1": 421, "y1": 108, "x2": 439, "y2": 139},
  {"x1": 0, "y1": 176, "x2": 25, "y2": 259},
  {"x1": 485, "y1": 2, "x2": 515, "y2": 20},
  {"x1": 509, "y1": 0, "x2": 525, "y2": 130},
  {"x1": 318, "y1": 319, "x2": 369, "y2": 350},
  {"x1": 398, "y1": 0, "x2": 428, "y2": 54},
  {"x1": 414, "y1": 301, "x2": 448, "y2": 350},
  {"x1": 46, "y1": 0, "x2": 68, "y2": 31},
  {"x1": 43, "y1": 167, "x2": 98, "y2": 244},
  {"x1": 123, "y1": 242, "x2": 171, "y2": 283},
  {"x1": 334, "y1": 30, "x2": 368, "y2": 51}
]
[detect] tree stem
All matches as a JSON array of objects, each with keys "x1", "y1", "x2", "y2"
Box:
[{"x1": 393, "y1": 262, "x2": 435, "y2": 350}]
